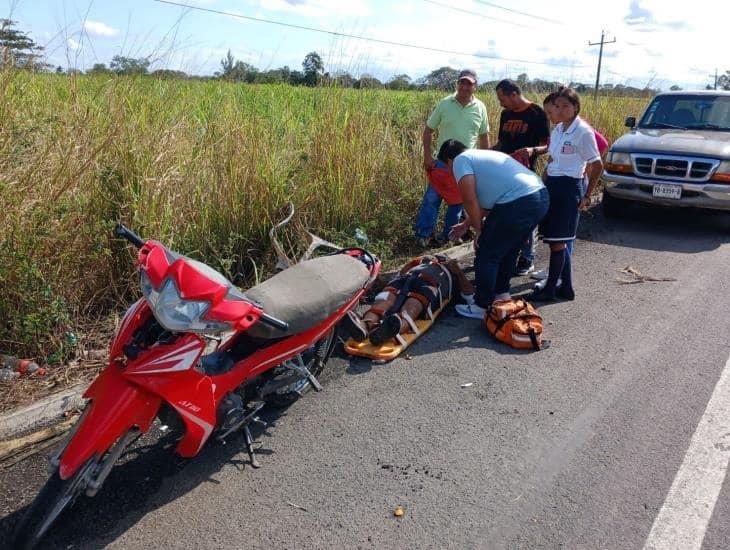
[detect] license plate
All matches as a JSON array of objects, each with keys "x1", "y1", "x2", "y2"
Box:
[{"x1": 653, "y1": 183, "x2": 682, "y2": 199}]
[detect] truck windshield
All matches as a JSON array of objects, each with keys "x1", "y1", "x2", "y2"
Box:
[{"x1": 639, "y1": 95, "x2": 730, "y2": 131}]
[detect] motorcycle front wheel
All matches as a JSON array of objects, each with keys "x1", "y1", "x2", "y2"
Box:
[
  {"x1": 11, "y1": 457, "x2": 97, "y2": 550},
  {"x1": 264, "y1": 327, "x2": 336, "y2": 408}
]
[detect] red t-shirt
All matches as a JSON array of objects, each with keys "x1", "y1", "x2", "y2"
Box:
[
  {"x1": 427, "y1": 165, "x2": 461, "y2": 205},
  {"x1": 593, "y1": 128, "x2": 609, "y2": 155}
]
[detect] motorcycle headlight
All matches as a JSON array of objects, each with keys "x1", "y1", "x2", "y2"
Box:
[
  {"x1": 140, "y1": 272, "x2": 231, "y2": 334},
  {"x1": 140, "y1": 270, "x2": 159, "y2": 306}
]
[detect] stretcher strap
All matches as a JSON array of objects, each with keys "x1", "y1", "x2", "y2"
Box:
[
  {"x1": 436, "y1": 263, "x2": 453, "y2": 306},
  {"x1": 418, "y1": 272, "x2": 440, "y2": 287},
  {"x1": 407, "y1": 291, "x2": 431, "y2": 308},
  {"x1": 401, "y1": 311, "x2": 420, "y2": 336}
]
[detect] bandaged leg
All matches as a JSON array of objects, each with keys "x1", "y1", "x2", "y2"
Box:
[
  {"x1": 344, "y1": 282, "x2": 452, "y2": 361},
  {"x1": 362, "y1": 292, "x2": 397, "y2": 327},
  {"x1": 343, "y1": 291, "x2": 397, "y2": 342},
  {"x1": 369, "y1": 296, "x2": 426, "y2": 345}
]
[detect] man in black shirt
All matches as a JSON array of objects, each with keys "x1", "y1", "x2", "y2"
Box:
[{"x1": 492, "y1": 79, "x2": 550, "y2": 275}]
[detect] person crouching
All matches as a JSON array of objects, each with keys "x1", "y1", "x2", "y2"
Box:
[{"x1": 443, "y1": 139, "x2": 550, "y2": 318}]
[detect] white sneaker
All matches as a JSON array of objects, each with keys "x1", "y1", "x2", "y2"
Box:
[
  {"x1": 455, "y1": 303, "x2": 487, "y2": 319},
  {"x1": 530, "y1": 268, "x2": 549, "y2": 281},
  {"x1": 534, "y1": 278, "x2": 562, "y2": 291}
]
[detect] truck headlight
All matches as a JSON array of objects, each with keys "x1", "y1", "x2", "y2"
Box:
[
  {"x1": 605, "y1": 151, "x2": 632, "y2": 173},
  {"x1": 710, "y1": 161, "x2": 730, "y2": 183}
]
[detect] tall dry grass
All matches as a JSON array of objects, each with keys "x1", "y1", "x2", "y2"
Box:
[{"x1": 0, "y1": 70, "x2": 647, "y2": 359}]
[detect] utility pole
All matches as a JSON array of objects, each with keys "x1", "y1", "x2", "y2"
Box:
[
  {"x1": 712, "y1": 68, "x2": 718, "y2": 90},
  {"x1": 589, "y1": 30, "x2": 616, "y2": 100}
]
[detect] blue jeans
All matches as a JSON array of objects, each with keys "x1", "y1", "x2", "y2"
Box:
[
  {"x1": 414, "y1": 180, "x2": 462, "y2": 241},
  {"x1": 474, "y1": 188, "x2": 550, "y2": 307},
  {"x1": 518, "y1": 227, "x2": 537, "y2": 264}
]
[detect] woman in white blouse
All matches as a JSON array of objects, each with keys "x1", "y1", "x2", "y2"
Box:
[{"x1": 528, "y1": 88, "x2": 603, "y2": 302}]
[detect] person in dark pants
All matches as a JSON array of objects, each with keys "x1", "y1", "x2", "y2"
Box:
[
  {"x1": 492, "y1": 79, "x2": 550, "y2": 276},
  {"x1": 443, "y1": 140, "x2": 550, "y2": 318},
  {"x1": 527, "y1": 87, "x2": 603, "y2": 302}
]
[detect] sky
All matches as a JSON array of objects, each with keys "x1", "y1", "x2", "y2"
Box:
[{"x1": 5, "y1": 0, "x2": 725, "y2": 90}]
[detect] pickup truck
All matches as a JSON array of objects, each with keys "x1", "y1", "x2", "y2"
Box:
[{"x1": 602, "y1": 90, "x2": 730, "y2": 216}]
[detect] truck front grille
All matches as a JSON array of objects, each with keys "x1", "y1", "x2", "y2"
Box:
[{"x1": 631, "y1": 155, "x2": 719, "y2": 182}]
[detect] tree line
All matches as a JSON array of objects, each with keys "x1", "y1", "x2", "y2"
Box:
[
  {"x1": 82, "y1": 50, "x2": 662, "y2": 96},
  {"x1": 3, "y1": 18, "x2": 726, "y2": 95}
]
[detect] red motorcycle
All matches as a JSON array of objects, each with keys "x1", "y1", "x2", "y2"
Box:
[{"x1": 13, "y1": 213, "x2": 379, "y2": 549}]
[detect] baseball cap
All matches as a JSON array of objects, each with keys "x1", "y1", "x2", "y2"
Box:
[{"x1": 458, "y1": 69, "x2": 477, "y2": 83}]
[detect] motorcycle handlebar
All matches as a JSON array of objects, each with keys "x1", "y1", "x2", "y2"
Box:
[
  {"x1": 258, "y1": 312, "x2": 289, "y2": 332},
  {"x1": 115, "y1": 224, "x2": 145, "y2": 249}
]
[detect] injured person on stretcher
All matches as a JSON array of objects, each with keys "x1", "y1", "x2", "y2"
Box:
[{"x1": 342, "y1": 254, "x2": 475, "y2": 346}]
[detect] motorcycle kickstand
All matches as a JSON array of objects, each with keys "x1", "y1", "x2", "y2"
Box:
[
  {"x1": 242, "y1": 416, "x2": 267, "y2": 469},
  {"x1": 242, "y1": 425, "x2": 260, "y2": 469}
]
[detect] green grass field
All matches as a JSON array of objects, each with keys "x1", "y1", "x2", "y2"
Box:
[{"x1": 0, "y1": 70, "x2": 648, "y2": 359}]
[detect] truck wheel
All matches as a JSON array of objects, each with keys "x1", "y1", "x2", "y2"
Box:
[{"x1": 602, "y1": 192, "x2": 628, "y2": 218}]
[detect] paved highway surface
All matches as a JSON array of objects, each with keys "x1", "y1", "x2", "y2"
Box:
[{"x1": 1, "y1": 205, "x2": 729, "y2": 549}]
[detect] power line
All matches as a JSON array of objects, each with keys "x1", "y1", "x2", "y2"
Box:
[
  {"x1": 472, "y1": 0, "x2": 562, "y2": 25},
  {"x1": 420, "y1": 0, "x2": 535, "y2": 29},
  {"x1": 153, "y1": 0, "x2": 587, "y2": 69}
]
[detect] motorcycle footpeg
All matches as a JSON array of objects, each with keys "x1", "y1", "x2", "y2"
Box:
[{"x1": 217, "y1": 401, "x2": 265, "y2": 442}]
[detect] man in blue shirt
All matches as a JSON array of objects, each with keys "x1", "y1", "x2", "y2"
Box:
[{"x1": 443, "y1": 140, "x2": 550, "y2": 318}]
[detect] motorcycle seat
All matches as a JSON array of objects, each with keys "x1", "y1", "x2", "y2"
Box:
[{"x1": 244, "y1": 254, "x2": 371, "y2": 339}]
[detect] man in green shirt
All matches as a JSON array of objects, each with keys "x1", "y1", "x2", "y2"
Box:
[{"x1": 415, "y1": 69, "x2": 490, "y2": 247}]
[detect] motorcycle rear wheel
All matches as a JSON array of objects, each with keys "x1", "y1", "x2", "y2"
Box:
[
  {"x1": 265, "y1": 327, "x2": 336, "y2": 408},
  {"x1": 12, "y1": 458, "x2": 97, "y2": 550}
]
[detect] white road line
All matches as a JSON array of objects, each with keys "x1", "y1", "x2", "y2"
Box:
[{"x1": 644, "y1": 353, "x2": 730, "y2": 550}]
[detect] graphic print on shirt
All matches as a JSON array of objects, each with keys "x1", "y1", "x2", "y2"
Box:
[
  {"x1": 502, "y1": 119, "x2": 529, "y2": 134},
  {"x1": 560, "y1": 141, "x2": 576, "y2": 155}
]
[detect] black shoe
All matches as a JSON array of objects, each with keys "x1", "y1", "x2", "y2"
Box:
[
  {"x1": 525, "y1": 289, "x2": 556, "y2": 303},
  {"x1": 369, "y1": 314, "x2": 402, "y2": 346},
  {"x1": 342, "y1": 310, "x2": 368, "y2": 341},
  {"x1": 556, "y1": 287, "x2": 575, "y2": 301}
]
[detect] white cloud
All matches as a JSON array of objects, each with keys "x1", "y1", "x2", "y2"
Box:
[
  {"x1": 67, "y1": 38, "x2": 81, "y2": 51},
  {"x1": 83, "y1": 19, "x2": 120, "y2": 38}
]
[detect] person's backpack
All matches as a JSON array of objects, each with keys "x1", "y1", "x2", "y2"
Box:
[{"x1": 485, "y1": 298, "x2": 545, "y2": 351}]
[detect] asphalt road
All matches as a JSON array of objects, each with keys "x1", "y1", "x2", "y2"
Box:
[{"x1": 2, "y1": 204, "x2": 730, "y2": 550}]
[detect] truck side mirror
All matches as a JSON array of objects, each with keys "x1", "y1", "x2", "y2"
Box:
[{"x1": 625, "y1": 116, "x2": 636, "y2": 128}]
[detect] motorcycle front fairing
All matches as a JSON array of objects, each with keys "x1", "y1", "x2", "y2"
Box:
[{"x1": 59, "y1": 301, "x2": 213, "y2": 479}]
